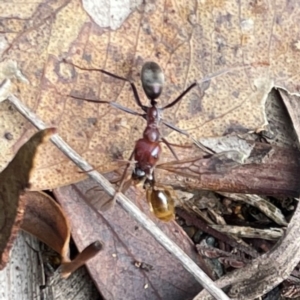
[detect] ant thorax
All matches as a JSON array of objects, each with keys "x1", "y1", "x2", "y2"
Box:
[
  {"x1": 134, "y1": 139, "x2": 161, "y2": 179},
  {"x1": 142, "y1": 106, "x2": 161, "y2": 142}
]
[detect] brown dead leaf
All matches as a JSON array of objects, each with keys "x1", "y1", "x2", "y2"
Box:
[
  {"x1": 1, "y1": 1, "x2": 300, "y2": 190},
  {"x1": 21, "y1": 191, "x2": 71, "y2": 262},
  {"x1": 279, "y1": 89, "x2": 300, "y2": 146},
  {"x1": 0, "y1": 128, "x2": 54, "y2": 270},
  {"x1": 54, "y1": 178, "x2": 211, "y2": 300},
  {"x1": 60, "y1": 240, "x2": 103, "y2": 278},
  {"x1": 21, "y1": 190, "x2": 103, "y2": 278},
  {"x1": 157, "y1": 141, "x2": 300, "y2": 197}
]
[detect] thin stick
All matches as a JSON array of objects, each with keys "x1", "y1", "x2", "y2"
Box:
[{"x1": 7, "y1": 93, "x2": 230, "y2": 300}]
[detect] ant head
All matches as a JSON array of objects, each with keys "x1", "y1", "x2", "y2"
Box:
[{"x1": 141, "y1": 62, "x2": 164, "y2": 101}]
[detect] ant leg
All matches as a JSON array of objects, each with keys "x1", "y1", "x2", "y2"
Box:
[
  {"x1": 161, "y1": 64, "x2": 251, "y2": 111},
  {"x1": 161, "y1": 121, "x2": 190, "y2": 159},
  {"x1": 63, "y1": 59, "x2": 147, "y2": 112},
  {"x1": 162, "y1": 141, "x2": 193, "y2": 149},
  {"x1": 161, "y1": 82, "x2": 197, "y2": 110},
  {"x1": 65, "y1": 94, "x2": 145, "y2": 117},
  {"x1": 110, "y1": 102, "x2": 145, "y2": 117},
  {"x1": 161, "y1": 137, "x2": 179, "y2": 160},
  {"x1": 100, "y1": 150, "x2": 135, "y2": 211},
  {"x1": 191, "y1": 138, "x2": 215, "y2": 155},
  {"x1": 161, "y1": 137, "x2": 193, "y2": 161},
  {"x1": 67, "y1": 94, "x2": 110, "y2": 104},
  {"x1": 163, "y1": 120, "x2": 215, "y2": 155},
  {"x1": 163, "y1": 120, "x2": 189, "y2": 137}
]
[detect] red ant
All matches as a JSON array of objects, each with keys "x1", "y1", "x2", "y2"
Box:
[{"x1": 63, "y1": 59, "x2": 245, "y2": 221}]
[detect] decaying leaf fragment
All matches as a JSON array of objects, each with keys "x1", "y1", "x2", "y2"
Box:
[
  {"x1": 0, "y1": 128, "x2": 55, "y2": 270},
  {"x1": 60, "y1": 240, "x2": 103, "y2": 278},
  {"x1": 157, "y1": 141, "x2": 300, "y2": 197},
  {"x1": 54, "y1": 179, "x2": 211, "y2": 300},
  {"x1": 21, "y1": 191, "x2": 103, "y2": 278},
  {"x1": 0, "y1": 126, "x2": 101, "y2": 276},
  {"x1": 21, "y1": 191, "x2": 71, "y2": 263}
]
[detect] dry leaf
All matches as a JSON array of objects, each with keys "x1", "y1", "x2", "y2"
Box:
[
  {"x1": 21, "y1": 191, "x2": 102, "y2": 278},
  {"x1": 21, "y1": 191, "x2": 71, "y2": 262},
  {"x1": 54, "y1": 178, "x2": 211, "y2": 300},
  {"x1": 60, "y1": 240, "x2": 103, "y2": 278},
  {"x1": 0, "y1": 128, "x2": 54, "y2": 269},
  {"x1": 279, "y1": 89, "x2": 300, "y2": 146},
  {"x1": 1, "y1": 1, "x2": 299, "y2": 190}
]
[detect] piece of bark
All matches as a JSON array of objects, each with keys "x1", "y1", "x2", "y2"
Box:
[
  {"x1": 0, "y1": 231, "x2": 100, "y2": 300},
  {"x1": 157, "y1": 141, "x2": 300, "y2": 197},
  {"x1": 193, "y1": 89, "x2": 300, "y2": 300},
  {"x1": 194, "y1": 198, "x2": 300, "y2": 299}
]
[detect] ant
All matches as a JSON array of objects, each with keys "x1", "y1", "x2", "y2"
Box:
[{"x1": 63, "y1": 59, "x2": 245, "y2": 221}]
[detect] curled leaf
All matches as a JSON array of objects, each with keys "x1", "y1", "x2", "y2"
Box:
[
  {"x1": 21, "y1": 191, "x2": 71, "y2": 263},
  {"x1": 0, "y1": 128, "x2": 55, "y2": 269},
  {"x1": 21, "y1": 191, "x2": 103, "y2": 279},
  {"x1": 60, "y1": 241, "x2": 103, "y2": 278}
]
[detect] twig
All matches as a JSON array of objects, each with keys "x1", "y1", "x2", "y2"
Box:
[
  {"x1": 177, "y1": 208, "x2": 259, "y2": 258},
  {"x1": 219, "y1": 193, "x2": 288, "y2": 226},
  {"x1": 7, "y1": 93, "x2": 230, "y2": 300}
]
